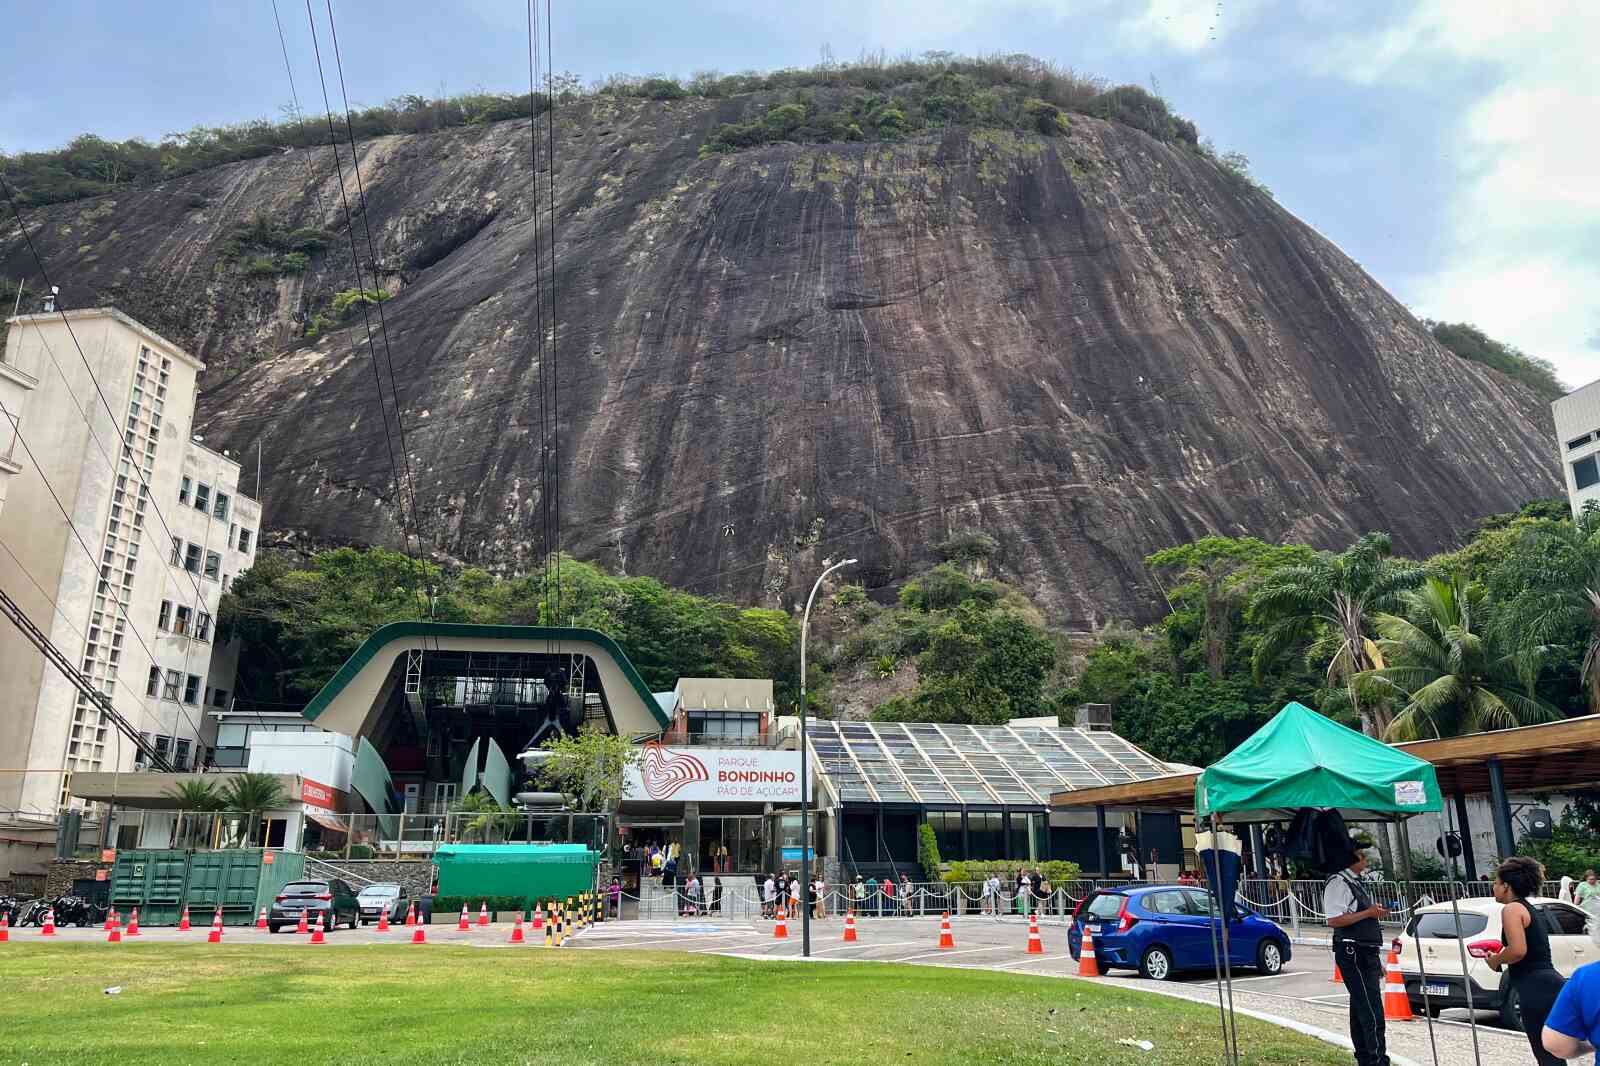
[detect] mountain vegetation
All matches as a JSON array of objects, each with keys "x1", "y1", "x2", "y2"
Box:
[
  {"x1": 1425, "y1": 320, "x2": 1567, "y2": 402},
  {"x1": 2, "y1": 53, "x2": 1229, "y2": 210}
]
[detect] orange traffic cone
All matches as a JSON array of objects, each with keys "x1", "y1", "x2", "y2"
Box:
[
  {"x1": 774, "y1": 907, "x2": 788, "y2": 940},
  {"x1": 256, "y1": 907, "x2": 268, "y2": 930},
  {"x1": 1077, "y1": 927, "x2": 1099, "y2": 976},
  {"x1": 938, "y1": 912, "x2": 955, "y2": 949},
  {"x1": 104, "y1": 909, "x2": 116, "y2": 931},
  {"x1": 1026, "y1": 913, "x2": 1043, "y2": 954},
  {"x1": 411, "y1": 921, "x2": 427, "y2": 944},
  {"x1": 510, "y1": 915, "x2": 525, "y2": 943},
  {"x1": 207, "y1": 907, "x2": 224, "y2": 943},
  {"x1": 107, "y1": 915, "x2": 122, "y2": 944},
  {"x1": 458, "y1": 904, "x2": 470, "y2": 931},
  {"x1": 477, "y1": 901, "x2": 490, "y2": 927},
  {"x1": 296, "y1": 909, "x2": 308, "y2": 934},
  {"x1": 532, "y1": 905, "x2": 544, "y2": 930},
  {"x1": 309, "y1": 912, "x2": 326, "y2": 944},
  {"x1": 843, "y1": 910, "x2": 857, "y2": 942},
  {"x1": 377, "y1": 907, "x2": 390, "y2": 933},
  {"x1": 1383, "y1": 950, "x2": 1413, "y2": 1021},
  {"x1": 404, "y1": 901, "x2": 416, "y2": 927},
  {"x1": 1332, "y1": 954, "x2": 1344, "y2": 984},
  {"x1": 41, "y1": 908, "x2": 56, "y2": 937},
  {"x1": 0, "y1": 913, "x2": 10, "y2": 942},
  {"x1": 178, "y1": 906, "x2": 191, "y2": 931},
  {"x1": 126, "y1": 908, "x2": 141, "y2": 937}
]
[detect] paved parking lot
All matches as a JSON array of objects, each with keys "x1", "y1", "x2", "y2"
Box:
[{"x1": 16, "y1": 913, "x2": 1562, "y2": 1065}]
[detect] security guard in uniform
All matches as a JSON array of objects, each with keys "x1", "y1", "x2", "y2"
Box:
[{"x1": 1323, "y1": 845, "x2": 1390, "y2": 1066}]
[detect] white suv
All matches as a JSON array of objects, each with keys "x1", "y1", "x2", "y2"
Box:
[{"x1": 1392, "y1": 895, "x2": 1594, "y2": 1029}]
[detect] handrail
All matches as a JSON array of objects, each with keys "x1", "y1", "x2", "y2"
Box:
[{"x1": 303, "y1": 855, "x2": 378, "y2": 887}]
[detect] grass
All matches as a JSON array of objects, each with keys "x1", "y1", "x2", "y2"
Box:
[{"x1": 0, "y1": 944, "x2": 1349, "y2": 1065}]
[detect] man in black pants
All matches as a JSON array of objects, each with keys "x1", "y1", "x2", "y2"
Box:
[{"x1": 1323, "y1": 847, "x2": 1391, "y2": 1066}]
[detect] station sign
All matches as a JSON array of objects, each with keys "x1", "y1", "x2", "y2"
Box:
[{"x1": 623, "y1": 743, "x2": 807, "y2": 803}]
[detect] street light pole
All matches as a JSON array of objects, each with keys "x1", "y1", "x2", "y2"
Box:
[{"x1": 799, "y1": 557, "x2": 855, "y2": 958}]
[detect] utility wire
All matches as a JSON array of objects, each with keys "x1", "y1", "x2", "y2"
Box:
[
  {"x1": 269, "y1": 0, "x2": 338, "y2": 340},
  {"x1": 525, "y1": 0, "x2": 555, "y2": 633},
  {"x1": 543, "y1": 0, "x2": 563, "y2": 626}
]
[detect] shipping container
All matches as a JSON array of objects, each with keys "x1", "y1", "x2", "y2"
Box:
[
  {"x1": 106, "y1": 850, "x2": 307, "y2": 925},
  {"x1": 109, "y1": 850, "x2": 189, "y2": 927}
]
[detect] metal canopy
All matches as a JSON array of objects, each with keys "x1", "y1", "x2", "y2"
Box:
[{"x1": 806, "y1": 721, "x2": 1177, "y2": 808}]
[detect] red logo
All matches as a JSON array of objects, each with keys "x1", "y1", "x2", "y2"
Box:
[{"x1": 640, "y1": 742, "x2": 708, "y2": 800}]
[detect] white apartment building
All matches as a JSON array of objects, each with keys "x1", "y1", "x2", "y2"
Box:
[
  {"x1": 0, "y1": 308, "x2": 259, "y2": 814},
  {"x1": 1553, "y1": 378, "x2": 1600, "y2": 516},
  {"x1": 0, "y1": 332, "x2": 39, "y2": 518}
]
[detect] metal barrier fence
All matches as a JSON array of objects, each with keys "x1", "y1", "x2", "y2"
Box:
[{"x1": 612, "y1": 877, "x2": 1598, "y2": 935}]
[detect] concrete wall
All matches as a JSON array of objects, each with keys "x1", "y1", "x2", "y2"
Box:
[
  {"x1": 1553, "y1": 378, "x2": 1600, "y2": 515},
  {"x1": 0, "y1": 353, "x2": 38, "y2": 519},
  {"x1": 248, "y1": 732, "x2": 354, "y2": 792}
]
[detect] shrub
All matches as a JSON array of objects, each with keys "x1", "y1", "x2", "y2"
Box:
[
  {"x1": 1022, "y1": 98, "x2": 1069, "y2": 135},
  {"x1": 944, "y1": 859, "x2": 1082, "y2": 884},
  {"x1": 935, "y1": 529, "x2": 998, "y2": 565},
  {"x1": 330, "y1": 287, "x2": 390, "y2": 316},
  {"x1": 830, "y1": 583, "x2": 866, "y2": 608},
  {"x1": 918, "y1": 823, "x2": 943, "y2": 880},
  {"x1": 638, "y1": 77, "x2": 687, "y2": 101}
]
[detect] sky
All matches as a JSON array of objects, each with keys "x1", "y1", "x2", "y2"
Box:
[{"x1": 3, "y1": 0, "x2": 1597, "y2": 386}]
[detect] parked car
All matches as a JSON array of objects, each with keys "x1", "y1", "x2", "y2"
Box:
[
  {"x1": 1393, "y1": 896, "x2": 1594, "y2": 1028},
  {"x1": 268, "y1": 879, "x2": 360, "y2": 933},
  {"x1": 356, "y1": 883, "x2": 410, "y2": 925},
  {"x1": 1067, "y1": 884, "x2": 1292, "y2": 981}
]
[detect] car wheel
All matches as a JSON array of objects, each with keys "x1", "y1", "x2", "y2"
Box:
[
  {"x1": 268, "y1": 924, "x2": 280, "y2": 934},
  {"x1": 1140, "y1": 945, "x2": 1175, "y2": 981},
  {"x1": 1498, "y1": 983, "x2": 1521, "y2": 1031},
  {"x1": 1255, "y1": 939, "x2": 1284, "y2": 975}
]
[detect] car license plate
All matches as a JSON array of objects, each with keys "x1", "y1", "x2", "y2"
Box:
[{"x1": 1422, "y1": 984, "x2": 1450, "y2": 997}]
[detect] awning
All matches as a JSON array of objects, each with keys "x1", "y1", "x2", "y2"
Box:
[{"x1": 305, "y1": 812, "x2": 347, "y2": 833}]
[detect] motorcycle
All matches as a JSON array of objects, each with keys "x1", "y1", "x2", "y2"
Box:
[
  {"x1": 52, "y1": 895, "x2": 106, "y2": 927},
  {"x1": 0, "y1": 895, "x2": 23, "y2": 927}
]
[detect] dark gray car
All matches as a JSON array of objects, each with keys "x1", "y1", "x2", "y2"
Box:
[{"x1": 268, "y1": 879, "x2": 360, "y2": 932}]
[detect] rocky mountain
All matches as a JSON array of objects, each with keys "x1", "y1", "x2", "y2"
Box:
[{"x1": 0, "y1": 92, "x2": 1561, "y2": 624}]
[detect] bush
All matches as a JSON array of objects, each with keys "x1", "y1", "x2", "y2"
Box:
[
  {"x1": 944, "y1": 859, "x2": 1082, "y2": 884},
  {"x1": 935, "y1": 530, "x2": 998, "y2": 565},
  {"x1": 330, "y1": 287, "x2": 390, "y2": 316},
  {"x1": 431, "y1": 892, "x2": 585, "y2": 916},
  {"x1": 917, "y1": 823, "x2": 942, "y2": 881}
]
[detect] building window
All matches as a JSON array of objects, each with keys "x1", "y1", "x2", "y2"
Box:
[
  {"x1": 211, "y1": 688, "x2": 228, "y2": 709},
  {"x1": 193, "y1": 483, "x2": 211, "y2": 513},
  {"x1": 179, "y1": 476, "x2": 191, "y2": 504},
  {"x1": 174, "y1": 738, "x2": 192, "y2": 770},
  {"x1": 171, "y1": 538, "x2": 181, "y2": 566},
  {"x1": 183, "y1": 674, "x2": 201, "y2": 705},
  {"x1": 195, "y1": 611, "x2": 211, "y2": 641},
  {"x1": 174, "y1": 605, "x2": 191, "y2": 636},
  {"x1": 203, "y1": 551, "x2": 221, "y2": 581},
  {"x1": 686, "y1": 710, "x2": 761, "y2": 739},
  {"x1": 213, "y1": 492, "x2": 230, "y2": 521},
  {"x1": 146, "y1": 666, "x2": 161, "y2": 697},
  {"x1": 184, "y1": 543, "x2": 202, "y2": 573},
  {"x1": 1576, "y1": 456, "x2": 1600, "y2": 491},
  {"x1": 237, "y1": 529, "x2": 253, "y2": 554},
  {"x1": 157, "y1": 600, "x2": 172, "y2": 630},
  {"x1": 1568, "y1": 433, "x2": 1595, "y2": 451},
  {"x1": 163, "y1": 670, "x2": 181, "y2": 701}
]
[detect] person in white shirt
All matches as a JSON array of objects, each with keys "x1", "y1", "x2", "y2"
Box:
[
  {"x1": 788, "y1": 873, "x2": 801, "y2": 917},
  {"x1": 762, "y1": 875, "x2": 777, "y2": 919},
  {"x1": 981, "y1": 873, "x2": 997, "y2": 916}
]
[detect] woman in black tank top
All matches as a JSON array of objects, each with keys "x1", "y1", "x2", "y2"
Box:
[{"x1": 1487, "y1": 857, "x2": 1568, "y2": 1066}]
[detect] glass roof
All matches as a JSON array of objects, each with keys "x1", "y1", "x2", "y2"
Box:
[{"x1": 805, "y1": 721, "x2": 1178, "y2": 807}]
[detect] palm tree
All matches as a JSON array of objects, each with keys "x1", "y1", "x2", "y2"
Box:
[
  {"x1": 1494, "y1": 508, "x2": 1600, "y2": 712},
  {"x1": 1251, "y1": 532, "x2": 1426, "y2": 735},
  {"x1": 1365, "y1": 576, "x2": 1561, "y2": 741},
  {"x1": 220, "y1": 773, "x2": 288, "y2": 847},
  {"x1": 453, "y1": 792, "x2": 519, "y2": 843},
  {"x1": 164, "y1": 778, "x2": 224, "y2": 811}
]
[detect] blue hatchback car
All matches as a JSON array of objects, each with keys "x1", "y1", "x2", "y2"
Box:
[{"x1": 1067, "y1": 884, "x2": 1291, "y2": 981}]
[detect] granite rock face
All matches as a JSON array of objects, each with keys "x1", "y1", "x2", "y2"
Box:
[{"x1": 0, "y1": 97, "x2": 1560, "y2": 623}]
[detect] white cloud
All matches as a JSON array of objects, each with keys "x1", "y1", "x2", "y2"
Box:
[
  {"x1": 1319, "y1": 0, "x2": 1600, "y2": 386},
  {"x1": 1118, "y1": 0, "x2": 1242, "y2": 53}
]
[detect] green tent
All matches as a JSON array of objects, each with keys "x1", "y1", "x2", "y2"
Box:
[
  {"x1": 434, "y1": 844, "x2": 599, "y2": 902},
  {"x1": 1194, "y1": 701, "x2": 1442, "y2": 822}
]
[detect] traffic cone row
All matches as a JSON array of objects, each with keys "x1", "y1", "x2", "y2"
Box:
[
  {"x1": 1383, "y1": 949, "x2": 1413, "y2": 1021},
  {"x1": 207, "y1": 907, "x2": 224, "y2": 943},
  {"x1": 774, "y1": 906, "x2": 788, "y2": 940},
  {"x1": 126, "y1": 908, "x2": 141, "y2": 937},
  {"x1": 937, "y1": 912, "x2": 955, "y2": 949},
  {"x1": 1026, "y1": 912, "x2": 1043, "y2": 954},
  {"x1": 41, "y1": 908, "x2": 56, "y2": 937},
  {"x1": 1077, "y1": 928, "x2": 1099, "y2": 976},
  {"x1": 843, "y1": 910, "x2": 857, "y2": 942}
]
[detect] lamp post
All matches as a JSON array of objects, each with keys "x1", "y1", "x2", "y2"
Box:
[{"x1": 799, "y1": 557, "x2": 855, "y2": 957}]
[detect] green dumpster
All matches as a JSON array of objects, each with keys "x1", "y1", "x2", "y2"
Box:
[
  {"x1": 186, "y1": 850, "x2": 306, "y2": 925},
  {"x1": 434, "y1": 844, "x2": 599, "y2": 905},
  {"x1": 109, "y1": 850, "x2": 189, "y2": 926}
]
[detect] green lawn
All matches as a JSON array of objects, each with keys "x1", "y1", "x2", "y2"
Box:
[{"x1": 0, "y1": 944, "x2": 1346, "y2": 1065}]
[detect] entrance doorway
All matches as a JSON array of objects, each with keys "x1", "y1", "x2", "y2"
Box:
[{"x1": 699, "y1": 815, "x2": 766, "y2": 873}]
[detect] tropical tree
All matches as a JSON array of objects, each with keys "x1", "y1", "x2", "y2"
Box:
[
  {"x1": 1490, "y1": 507, "x2": 1600, "y2": 713},
  {"x1": 1146, "y1": 536, "x2": 1313, "y2": 677},
  {"x1": 452, "y1": 792, "x2": 520, "y2": 842},
  {"x1": 536, "y1": 727, "x2": 641, "y2": 813},
  {"x1": 220, "y1": 772, "x2": 288, "y2": 846},
  {"x1": 164, "y1": 778, "x2": 224, "y2": 811},
  {"x1": 1250, "y1": 532, "x2": 1426, "y2": 735},
  {"x1": 1364, "y1": 576, "x2": 1560, "y2": 741}
]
